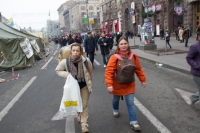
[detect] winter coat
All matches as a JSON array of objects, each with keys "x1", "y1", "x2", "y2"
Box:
[
  {"x1": 85, "y1": 36, "x2": 97, "y2": 53},
  {"x1": 183, "y1": 29, "x2": 190, "y2": 39},
  {"x1": 55, "y1": 56, "x2": 93, "y2": 93},
  {"x1": 68, "y1": 38, "x2": 76, "y2": 45},
  {"x1": 98, "y1": 37, "x2": 110, "y2": 55},
  {"x1": 179, "y1": 29, "x2": 184, "y2": 40},
  {"x1": 186, "y1": 41, "x2": 200, "y2": 76},
  {"x1": 165, "y1": 30, "x2": 171, "y2": 40},
  {"x1": 104, "y1": 53, "x2": 146, "y2": 96},
  {"x1": 61, "y1": 38, "x2": 67, "y2": 47},
  {"x1": 108, "y1": 36, "x2": 114, "y2": 49}
]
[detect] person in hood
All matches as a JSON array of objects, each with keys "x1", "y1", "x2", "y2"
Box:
[{"x1": 186, "y1": 32, "x2": 200, "y2": 109}]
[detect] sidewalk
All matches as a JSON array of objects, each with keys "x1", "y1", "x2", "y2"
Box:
[{"x1": 127, "y1": 37, "x2": 197, "y2": 75}]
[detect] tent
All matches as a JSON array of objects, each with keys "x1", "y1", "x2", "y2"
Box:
[{"x1": 0, "y1": 22, "x2": 45, "y2": 71}]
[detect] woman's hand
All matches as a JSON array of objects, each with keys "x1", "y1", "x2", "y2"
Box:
[
  {"x1": 141, "y1": 82, "x2": 146, "y2": 88},
  {"x1": 107, "y1": 86, "x2": 113, "y2": 92}
]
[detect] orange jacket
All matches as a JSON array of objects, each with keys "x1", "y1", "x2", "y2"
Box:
[{"x1": 105, "y1": 53, "x2": 146, "y2": 96}]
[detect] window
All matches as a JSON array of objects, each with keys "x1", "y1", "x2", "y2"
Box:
[
  {"x1": 81, "y1": 6, "x2": 85, "y2": 10},
  {"x1": 97, "y1": 6, "x2": 100, "y2": 10},
  {"x1": 198, "y1": 3, "x2": 200, "y2": 13},
  {"x1": 81, "y1": 12, "x2": 86, "y2": 16},
  {"x1": 89, "y1": 12, "x2": 93, "y2": 16},
  {"x1": 89, "y1": 6, "x2": 93, "y2": 10}
]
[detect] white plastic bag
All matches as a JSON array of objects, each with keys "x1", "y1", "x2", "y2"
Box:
[{"x1": 59, "y1": 74, "x2": 83, "y2": 113}]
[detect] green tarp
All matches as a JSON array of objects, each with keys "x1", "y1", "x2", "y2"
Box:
[{"x1": 0, "y1": 22, "x2": 45, "y2": 71}]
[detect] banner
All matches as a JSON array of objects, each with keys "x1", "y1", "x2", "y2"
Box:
[
  {"x1": 20, "y1": 38, "x2": 33, "y2": 59},
  {"x1": 131, "y1": 2, "x2": 136, "y2": 24},
  {"x1": 83, "y1": 15, "x2": 88, "y2": 24},
  {"x1": 30, "y1": 39, "x2": 40, "y2": 52},
  {"x1": 156, "y1": 24, "x2": 160, "y2": 35},
  {"x1": 89, "y1": 18, "x2": 94, "y2": 24}
]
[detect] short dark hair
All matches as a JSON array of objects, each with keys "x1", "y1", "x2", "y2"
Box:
[
  {"x1": 87, "y1": 31, "x2": 92, "y2": 34},
  {"x1": 71, "y1": 43, "x2": 83, "y2": 55}
]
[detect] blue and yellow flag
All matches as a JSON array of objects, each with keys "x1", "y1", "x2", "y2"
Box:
[{"x1": 6, "y1": 17, "x2": 14, "y2": 27}]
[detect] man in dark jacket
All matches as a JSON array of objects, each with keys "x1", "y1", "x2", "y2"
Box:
[
  {"x1": 85, "y1": 31, "x2": 98, "y2": 67},
  {"x1": 98, "y1": 32, "x2": 109, "y2": 67},
  {"x1": 186, "y1": 32, "x2": 200, "y2": 108},
  {"x1": 183, "y1": 27, "x2": 190, "y2": 47}
]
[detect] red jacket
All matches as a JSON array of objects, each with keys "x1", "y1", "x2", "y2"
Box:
[{"x1": 105, "y1": 53, "x2": 146, "y2": 96}]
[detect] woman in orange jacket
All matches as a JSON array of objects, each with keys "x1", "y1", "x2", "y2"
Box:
[{"x1": 104, "y1": 37, "x2": 146, "y2": 131}]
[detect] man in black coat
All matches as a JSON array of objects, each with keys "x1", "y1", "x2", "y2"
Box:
[
  {"x1": 98, "y1": 32, "x2": 110, "y2": 67},
  {"x1": 85, "y1": 31, "x2": 98, "y2": 67}
]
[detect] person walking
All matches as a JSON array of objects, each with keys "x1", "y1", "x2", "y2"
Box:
[
  {"x1": 183, "y1": 27, "x2": 190, "y2": 47},
  {"x1": 165, "y1": 29, "x2": 172, "y2": 49},
  {"x1": 61, "y1": 36, "x2": 67, "y2": 47},
  {"x1": 196, "y1": 24, "x2": 200, "y2": 41},
  {"x1": 85, "y1": 31, "x2": 98, "y2": 68},
  {"x1": 186, "y1": 32, "x2": 200, "y2": 109},
  {"x1": 160, "y1": 28, "x2": 164, "y2": 40},
  {"x1": 55, "y1": 43, "x2": 93, "y2": 133},
  {"x1": 104, "y1": 37, "x2": 146, "y2": 131},
  {"x1": 68, "y1": 33, "x2": 77, "y2": 45},
  {"x1": 179, "y1": 27, "x2": 184, "y2": 43},
  {"x1": 98, "y1": 32, "x2": 110, "y2": 67}
]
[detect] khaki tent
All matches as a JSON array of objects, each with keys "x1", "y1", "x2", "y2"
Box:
[{"x1": 0, "y1": 22, "x2": 45, "y2": 71}]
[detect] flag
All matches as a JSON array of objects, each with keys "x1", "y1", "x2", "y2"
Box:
[
  {"x1": 6, "y1": 17, "x2": 14, "y2": 27},
  {"x1": 48, "y1": 10, "x2": 50, "y2": 16}
]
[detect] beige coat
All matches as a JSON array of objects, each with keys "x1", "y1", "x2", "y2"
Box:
[
  {"x1": 179, "y1": 29, "x2": 184, "y2": 40},
  {"x1": 55, "y1": 56, "x2": 93, "y2": 93}
]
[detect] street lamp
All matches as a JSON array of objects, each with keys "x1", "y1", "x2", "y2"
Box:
[{"x1": 86, "y1": 0, "x2": 90, "y2": 31}]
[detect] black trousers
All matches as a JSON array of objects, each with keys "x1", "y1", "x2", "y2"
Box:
[{"x1": 87, "y1": 51, "x2": 94, "y2": 65}]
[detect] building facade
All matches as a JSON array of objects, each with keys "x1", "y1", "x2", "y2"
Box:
[
  {"x1": 100, "y1": 0, "x2": 199, "y2": 36},
  {"x1": 57, "y1": 0, "x2": 72, "y2": 35},
  {"x1": 68, "y1": 0, "x2": 101, "y2": 33},
  {"x1": 46, "y1": 20, "x2": 60, "y2": 37}
]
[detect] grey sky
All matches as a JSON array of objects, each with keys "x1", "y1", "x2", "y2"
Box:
[{"x1": 0, "y1": 0, "x2": 68, "y2": 30}]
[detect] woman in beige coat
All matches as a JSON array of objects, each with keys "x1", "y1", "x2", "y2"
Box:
[
  {"x1": 55, "y1": 43, "x2": 93, "y2": 133},
  {"x1": 179, "y1": 27, "x2": 184, "y2": 43}
]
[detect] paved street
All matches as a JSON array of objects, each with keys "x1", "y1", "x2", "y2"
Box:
[{"x1": 0, "y1": 40, "x2": 200, "y2": 133}]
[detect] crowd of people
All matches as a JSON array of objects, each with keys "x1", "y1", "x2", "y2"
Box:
[
  {"x1": 53, "y1": 26, "x2": 200, "y2": 132},
  {"x1": 54, "y1": 30, "x2": 147, "y2": 133}
]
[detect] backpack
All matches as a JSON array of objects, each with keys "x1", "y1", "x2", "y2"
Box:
[
  {"x1": 114, "y1": 53, "x2": 136, "y2": 84},
  {"x1": 66, "y1": 58, "x2": 88, "y2": 72}
]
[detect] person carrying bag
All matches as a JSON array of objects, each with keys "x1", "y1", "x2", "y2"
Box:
[{"x1": 55, "y1": 43, "x2": 93, "y2": 133}]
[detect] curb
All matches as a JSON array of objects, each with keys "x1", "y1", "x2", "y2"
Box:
[{"x1": 138, "y1": 56, "x2": 191, "y2": 76}]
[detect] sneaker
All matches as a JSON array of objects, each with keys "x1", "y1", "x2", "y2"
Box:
[
  {"x1": 113, "y1": 111, "x2": 119, "y2": 118},
  {"x1": 104, "y1": 64, "x2": 106, "y2": 68},
  {"x1": 82, "y1": 125, "x2": 89, "y2": 133},
  {"x1": 130, "y1": 123, "x2": 141, "y2": 131}
]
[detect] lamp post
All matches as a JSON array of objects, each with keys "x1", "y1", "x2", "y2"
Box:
[{"x1": 86, "y1": 0, "x2": 90, "y2": 31}]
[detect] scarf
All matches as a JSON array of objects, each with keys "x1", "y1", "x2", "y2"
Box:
[
  {"x1": 118, "y1": 50, "x2": 131, "y2": 59},
  {"x1": 69, "y1": 55, "x2": 85, "y2": 82}
]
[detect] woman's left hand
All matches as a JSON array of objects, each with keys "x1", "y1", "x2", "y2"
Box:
[{"x1": 141, "y1": 82, "x2": 146, "y2": 88}]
